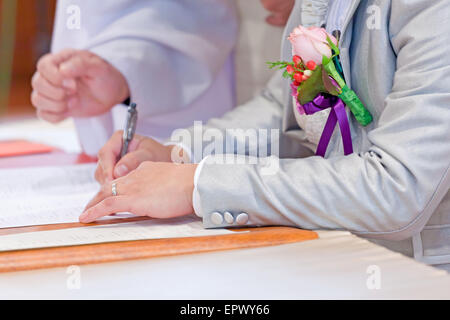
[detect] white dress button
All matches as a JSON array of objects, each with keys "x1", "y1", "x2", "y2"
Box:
[
  {"x1": 210, "y1": 212, "x2": 224, "y2": 225},
  {"x1": 224, "y1": 212, "x2": 234, "y2": 224},
  {"x1": 236, "y1": 213, "x2": 249, "y2": 225}
]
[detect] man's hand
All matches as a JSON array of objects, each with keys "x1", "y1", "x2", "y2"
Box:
[
  {"x1": 261, "y1": 0, "x2": 295, "y2": 26},
  {"x1": 94, "y1": 131, "x2": 190, "y2": 184},
  {"x1": 31, "y1": 49, "x2": 130, "y2": 123},
  {"x1": 79, "y1": 162, "x2": 197, "y2": 223}
]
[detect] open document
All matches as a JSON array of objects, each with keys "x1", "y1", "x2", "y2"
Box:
[
  {"x1": 0, "y1": 164, "x2": 104, "y2": 228},
  {"x1": 0, "y1": 215, "x2": 235, "y2": 252},
  {"x1": 0, "y1": 164, "x2": 238, "y2": 250}
]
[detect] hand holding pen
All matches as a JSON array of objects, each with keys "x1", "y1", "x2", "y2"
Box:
[
  {"x1": 93, "y1": 102, "x2": 180, "y2": 184},
  {"x1": 120, "y1": 103, "x2": 138, "y2": 159}
]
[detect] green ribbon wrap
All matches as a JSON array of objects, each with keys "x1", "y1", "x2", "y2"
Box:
[
  {"x1": 322, "y1": 56, "x2": 373, "y2": 127},
  {"x1": 338, "y1": 85, "x2": 373, "y2": 127}
]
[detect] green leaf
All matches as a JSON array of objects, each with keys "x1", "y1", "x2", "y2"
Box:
[
  {"x1": 326, "y1": 36, "x2": 340, "y2": 56},
  {"x1": 321, "y1": 68, "x2": 339, "y2": 96},
  {"x1": 322, "y1": 57, "x2": 346, "y2": 89},
  {"x1": 298, "y1": 65, "x2": 329, "y2": 105},
  {"x1": 267, "y1": 61, "x2": 289, "y2": 70},
  {"x1": 322, "y1": 54, "x2": 332, "y2": 66}
]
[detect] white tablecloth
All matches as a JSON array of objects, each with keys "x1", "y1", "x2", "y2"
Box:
[{"x1": 0, "y1": 231, "x2": 448, "y2": 299}]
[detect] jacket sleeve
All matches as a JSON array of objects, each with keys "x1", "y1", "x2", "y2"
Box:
[
  {"x1": 169, "y1": 74, "x2": 313, "y2": 163},
  {"x1": 193, "y1": 0, "x2": 450, "y2": 241}
]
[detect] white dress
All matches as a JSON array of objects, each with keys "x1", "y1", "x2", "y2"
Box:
[{"x1": 51, "y1": 0, "x2": 238, "y2": 155}]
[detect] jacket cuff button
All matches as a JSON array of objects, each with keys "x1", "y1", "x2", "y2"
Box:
[
  {"x1": 224, "y1": 212, "x2": 234, "y2": 224},
  {"x1": 236, "y1": 213, "x2": 249, "y2": 225},
  {"x1": 211, "y1": 212, "x2": 224, "y2": 225}
]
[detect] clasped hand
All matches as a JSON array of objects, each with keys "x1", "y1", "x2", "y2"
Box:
[{"x1": 31, "y1": 49, "x2": 130, "y2": 122}]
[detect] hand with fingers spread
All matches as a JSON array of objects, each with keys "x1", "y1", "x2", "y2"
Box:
[
  {"x1": 31, "y1": 49, "x2": 130, "y2": 123},
  {"x1": 80, "y1": 162, "x2": 198, "y2": 223},
  {"x1": 94, "y1": 130, "x2": 190, "y2": 184}
]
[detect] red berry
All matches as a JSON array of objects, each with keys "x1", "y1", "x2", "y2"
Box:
[
  {"x1": 306, "y1": 61, "x2": 316, "y2": 70},
  {"x1": 293, "y1": 55, "x2": 302, "y2": 66},
  {"x1": 286, "y1": 65, "x2": 294, "y2": 74},
  {"x1": 293, "y1": 72, "x2": 303, "y2": 83}
]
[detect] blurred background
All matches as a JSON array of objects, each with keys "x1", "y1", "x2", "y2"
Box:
[{"x1": 0, "y1": 0, "x2": 56, "y2": 117}]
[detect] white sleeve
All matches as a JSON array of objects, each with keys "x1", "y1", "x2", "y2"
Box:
[
  {"x1": 52, "y1": 0, "x2": 238, "y2": 154},
  {"x1": 84, "y1": 0, "x2": 238, "y2": 118}
]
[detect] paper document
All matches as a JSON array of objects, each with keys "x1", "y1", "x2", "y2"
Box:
[
  {"x1": 0, "y1": 164, "x2": 116, "y2": 229},
  {"x1": 0, "y1": 215, "x2": 236, "y2": 252}
]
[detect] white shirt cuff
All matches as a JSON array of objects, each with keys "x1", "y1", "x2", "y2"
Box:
[{"x1": 192, "y1": 156, "x2": 211, "y2": 218}]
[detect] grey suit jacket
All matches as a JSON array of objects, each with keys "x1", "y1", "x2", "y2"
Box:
[{"x1": 172, "y1": 0, "x2": 450, "y2": 266}]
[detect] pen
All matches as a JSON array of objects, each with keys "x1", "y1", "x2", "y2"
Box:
[{"x1": 120, "y1": 102, "x2": 138, "y2": 159}]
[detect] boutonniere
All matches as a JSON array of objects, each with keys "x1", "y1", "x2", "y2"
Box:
[{"x1": 268, "y1": 25, "x2": 373, "y2": 157}]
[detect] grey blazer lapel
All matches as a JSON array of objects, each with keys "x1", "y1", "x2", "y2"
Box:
[
  {"x1": 342, "y1": 0, "x2": 362, "y2": 39},
  {"x1": 281, "y1": 0, "x2": 303, "y2": 62},
  {"x1": 339, "y1": 0, "x2": 361, "y2": 89},
  {"x1": 281, "y1": 0, "x2": 304, "y2": 133}
]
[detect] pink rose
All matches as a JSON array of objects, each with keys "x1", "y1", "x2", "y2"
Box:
[{"x1": 288, "y1": 25, "x2": 338, "y2": 65}]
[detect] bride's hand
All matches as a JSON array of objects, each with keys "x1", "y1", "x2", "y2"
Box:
[
  {"x1": 80, "y1": 162, "x2": 197, "y2": 223},
  {"x1": 94, "y1": 130, "x2": 189, "y2": 184}
]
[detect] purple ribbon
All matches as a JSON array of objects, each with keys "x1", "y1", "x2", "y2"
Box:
[{"x1": 297, "y1": 94, "x2": 353, "y2": 157}]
